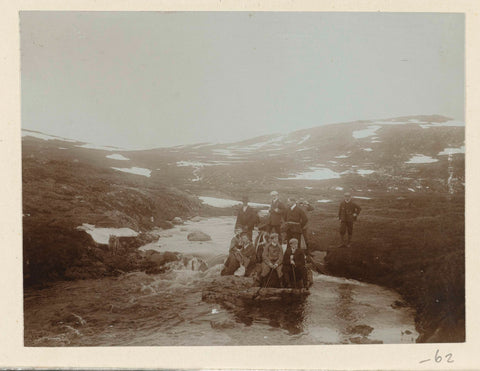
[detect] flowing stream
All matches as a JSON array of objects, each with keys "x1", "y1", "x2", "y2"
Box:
[{"x1": 24, "y1": 217, "x2": 418, "y2": 346}]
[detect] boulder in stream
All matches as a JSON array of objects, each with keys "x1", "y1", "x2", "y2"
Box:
[
  {"x1": 187, "y1": 230, "x2": 212, "y2": 241},
  {"x1": 202, "y1": 276, "x2": 309, "y2": 309},
  {"x1": 143, "y1": 250, "x2": 179, "y2": 266}
]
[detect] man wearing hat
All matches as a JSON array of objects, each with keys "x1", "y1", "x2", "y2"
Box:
[
  {"x1": 338, "y1": 192, "x2": 362, "y2": 247},
  {"x1": 234, "y1": 195, "x2": 259, "y2": 241},
  {"x1": 268, "y1": 191, "x2": 285, "y2": 235}
]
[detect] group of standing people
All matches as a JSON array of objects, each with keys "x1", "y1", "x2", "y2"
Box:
[{"x1": 221, "y1": 190, "x2": 362, "y2": 288}]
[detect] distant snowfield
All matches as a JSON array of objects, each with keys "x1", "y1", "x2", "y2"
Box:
[
  {"x1": 352, "y1": 125, "x2": 381, "y2": 139},
  {"x1": 199, "y1": 196, "x2": 269, "y2": 208},
  {"x1": 77, "y1": 223, "x2": 138, "y2": 245},
  {"x1": 438, "y1": 145, "x2": 465, "y2": 156},
  {"x1": 77, "y1": 143, "x2": 126, "y2": 151},
  {"x1": 405, "y1": 154, "x2": 439, "y2": 164},
  {"x1": 22, "y1": 129, "x2": 77, "y2": 142},
  {"x1": 111, "y1": 167, "x2": 152, "y2": 177},
  {"x1": 419, "y1": 120, "x2": 465, "y2": 129},
  {"x1": 106, "y1": 154, "x2": 130, "y2": 161},
  {"x1": 279, "y1": 167, "x2": 341, "y2": 181}
]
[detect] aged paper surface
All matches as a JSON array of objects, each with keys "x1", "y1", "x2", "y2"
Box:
[{"x1": 1, "y1": 0, "x2": 479, "y2": 369}]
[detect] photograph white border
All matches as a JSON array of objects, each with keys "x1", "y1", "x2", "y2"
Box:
[{"x1": 1, "y1": 0, "x2": 478, "y2": 369}]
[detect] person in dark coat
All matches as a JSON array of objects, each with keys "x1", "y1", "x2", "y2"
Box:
[
  {"x1": 284, "y1": 197, "x2": 308, "y2": 249},
  {"x1": 234, "y1": 196, "x2": 259, "y2": 241},
  {"x1": 268, "y1": 191, "x2": 285, "y2": 235},
  {"x1": 282, "y1": 238, "x2": 307, "y2": 288},
  {"x1": 338, "y1": 192, "x2": 362, "y2": 247}
]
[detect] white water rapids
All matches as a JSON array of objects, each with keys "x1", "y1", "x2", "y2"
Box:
[{"x1": 24, "y1": 217, "x2": 418, "y2": 346}]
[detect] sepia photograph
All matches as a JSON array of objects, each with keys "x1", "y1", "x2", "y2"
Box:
[{"x1": 19, "y1": 10, "x2": 466, "y2": 351}]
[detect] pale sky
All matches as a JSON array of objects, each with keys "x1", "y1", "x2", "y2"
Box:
[{"x1": 21, "y1": 12, "x2": 464, "y2": 149}]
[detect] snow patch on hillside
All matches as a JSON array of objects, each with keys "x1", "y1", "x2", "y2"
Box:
[
  {"x1": 420, "y1": 120, "x2": 465, "y2": 129},
  {"x1": 298, "y1": 134, "x2": 311, "y2": 145},
  {"x1": 111, "y1": 167, "x2": 152, "y2": 177},
  {"x1": 78, "y1": 143, "x2": 125, "y2": 151},
  {"x1": 77, "y1": 224, "x2": 138, "y2": 245},
  {"x1": 405, "y1": 154, "x2": 439, "y2": 164},
  {"x1": 22, "y1": 129, "x2": 77, "y2": 142},
  {"x1": 357, "y1": 169, "x2": 375, "y2": 176},
  {"x1": 352, "y1": 125, "x2": 381, "y2": 139},
  {"x1": 279, "y1": 167, "x2": 341, "y2": 181},
  {"x1": 106, "y1": 154, "x2": 130, "y2": 161},
  {"x1": 438, "y1": 145, "x2": 465, "y2": 156}
]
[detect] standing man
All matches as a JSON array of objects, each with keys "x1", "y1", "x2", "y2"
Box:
[
  {"x1": 284, "y1": 197, "x2": 308, "y2": 249},
  {"x1": 235, "y1": 195, "x2": 259, "y2": 241},
  {"x1": 338, "y1": 192, "x2": 362, "y2": 247},
  {"x1": 268, "y1": 191, "x2": 285, "y2": 235}
]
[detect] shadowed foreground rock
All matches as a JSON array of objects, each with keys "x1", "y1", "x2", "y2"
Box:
[{"x1": 202, "y1": 276, "x2": 309, "y2": 309}]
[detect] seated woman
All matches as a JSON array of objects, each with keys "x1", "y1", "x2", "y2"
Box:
[
  {"x1": 221, "y1": 232, "x2": 256, "y2": 277},
  {"x1": 260, "y1": 233, "x2": 284, "y2": 287},
  {"x1": 282, "y1": 238, "x2": 307, "y2": 289},
  {"x1": 221, "y1": 229, "x2": 243, "y2": 276}
]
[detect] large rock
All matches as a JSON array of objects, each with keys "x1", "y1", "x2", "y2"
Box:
[
  {"x1": 143, "y1": 250, "x2": 179, "y2": 266},
  {"x1": 187, "y1": 230, "x2": 212, "y2": 241},
  {"x1": 158, "y1": 220, "x2": 174, "y2": 230},
  {"x1": 202, "y1": 276, "x2": 309, "y2": 307}
]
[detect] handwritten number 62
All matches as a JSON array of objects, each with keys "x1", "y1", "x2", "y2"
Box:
[{"x1": 435, "y1": 349, "x2": 454, "y2": 363}]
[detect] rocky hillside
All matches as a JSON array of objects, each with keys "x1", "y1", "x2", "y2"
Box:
[
  {"x1": 22, "y1": 141, "x2": 202, "y2": 285},
  {"x1": 23, "y1": 114, "x2": 464, "y2": 202}
]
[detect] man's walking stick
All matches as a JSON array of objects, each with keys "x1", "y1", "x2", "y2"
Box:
[{"x1": 292, "y1": 264, "x2": 297, "y2": 289}]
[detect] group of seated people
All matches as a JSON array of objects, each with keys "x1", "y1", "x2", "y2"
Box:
[{"x1": 221, "y1": 227, "x2": 311, "y2": 289}]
